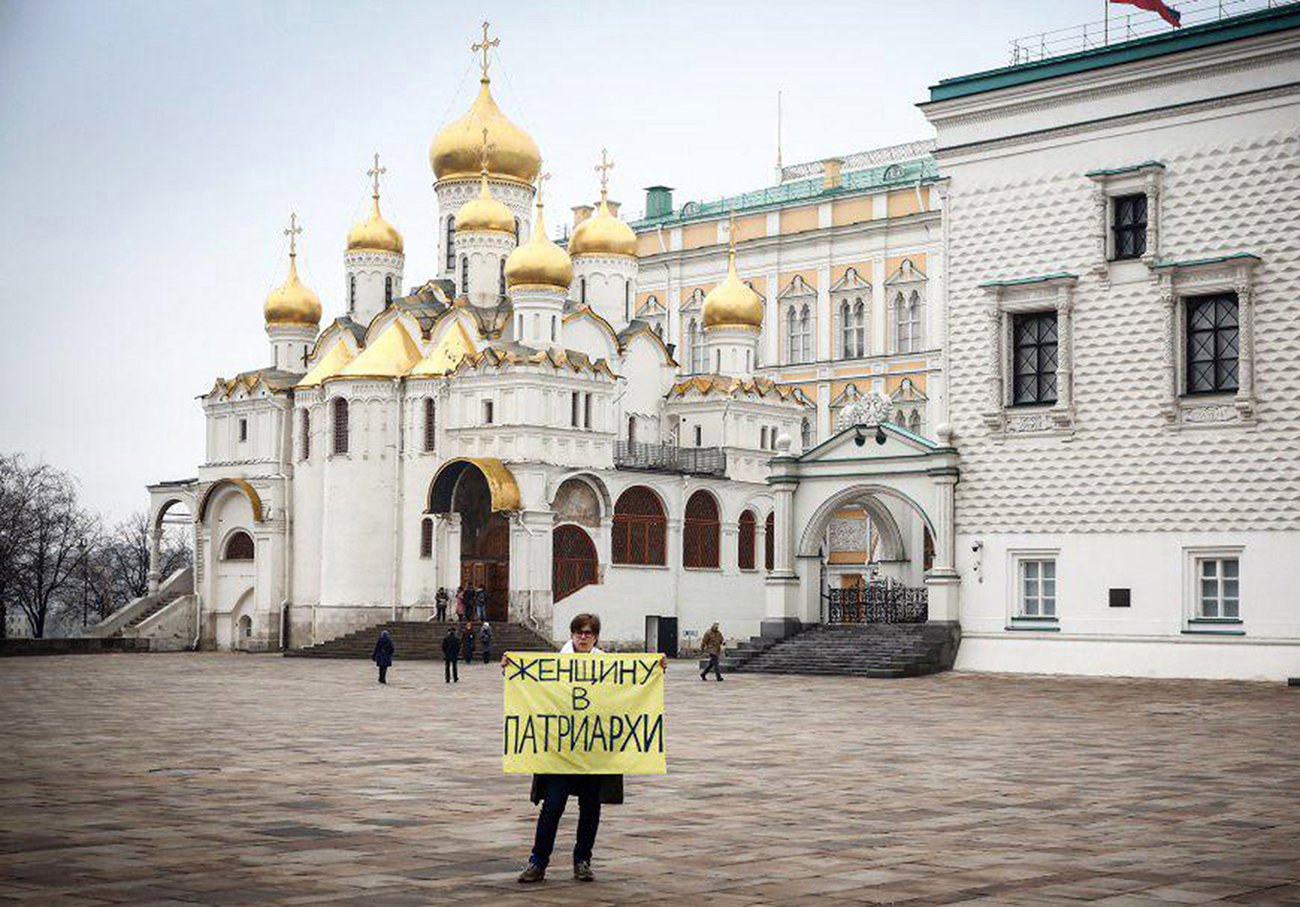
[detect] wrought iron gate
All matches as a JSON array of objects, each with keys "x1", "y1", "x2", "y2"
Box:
[{"x1": 824, "y1": 578, "x2": 928, "y2": 624}]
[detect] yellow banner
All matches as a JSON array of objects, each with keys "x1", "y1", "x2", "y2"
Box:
[{"x1": 502, "y1": 652, "x2": 667, "y2": 775}]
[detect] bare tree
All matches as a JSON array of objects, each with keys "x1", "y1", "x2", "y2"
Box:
[
  {"x1": 97, "y1": 511, "x2": 190, "y2": 611},
  {"x1": 0, "y1": 454, "x2": 28, "y2": 639},
  {"x1": 8, "y1": 459, "x2": 99, "y2": 638}
]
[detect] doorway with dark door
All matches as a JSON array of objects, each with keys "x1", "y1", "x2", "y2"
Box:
[{"x1": 644, "y1": 615, "x2": 678, "y2": 658}]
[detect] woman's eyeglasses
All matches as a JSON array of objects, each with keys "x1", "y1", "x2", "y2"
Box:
[{"x1": 573, "y1": 629, "x2": 596, "y2": 637}]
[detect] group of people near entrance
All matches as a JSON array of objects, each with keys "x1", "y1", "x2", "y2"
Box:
[
  {"x1": 373, "y1": 611, "x2": 731, "y2": 883},
  {"x1": 432, "y1": 585, "x2": 488, "y2": 623}
]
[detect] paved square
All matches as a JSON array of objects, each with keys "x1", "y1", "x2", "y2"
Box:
[{"x1": 1, "y1": 654, "x2": 1298, "y2": 906}]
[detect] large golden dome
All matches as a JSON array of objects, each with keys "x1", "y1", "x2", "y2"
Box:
[
  {"x1": 505, "y1": 199, "x2": 572, "y2": 291},
  {"x1": 431, "y1": 79, "x2": 540, "y2": 184},
  {"x1": 455, "y1": 170, "x2": 515, "y2": 234},
  {"x1": 346, "y1": 195, "x2": 404, "y2": 254},
  {"x1": 264, "y1": 253, "x2": 322, "y2": 327},
  {"x1": 570, "y1": 197, "x2": 636, "y2": 258},
  {"x1": 702, "y1": 249, "x2": 762, "y2": 331}
]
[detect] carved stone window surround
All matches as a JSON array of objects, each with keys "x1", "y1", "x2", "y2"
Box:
[
  {"x1": 1086, "y1": 161, "x2": 1164, "y2": 278},
  {"x1": 1153, "y1": 254, "x2": 1260, "y2": 429},
  {"x1": 979, "y1": 274, "x2": 1077, "y2": 437}
]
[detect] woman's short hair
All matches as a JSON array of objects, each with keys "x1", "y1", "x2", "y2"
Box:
[{"x1": 569, "y1": 613, "x2": 601, "y2": 636}]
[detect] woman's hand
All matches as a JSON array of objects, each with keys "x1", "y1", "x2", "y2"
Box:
[{"x1": 660, "y1": 654, "x2": 668, "y2": 671}]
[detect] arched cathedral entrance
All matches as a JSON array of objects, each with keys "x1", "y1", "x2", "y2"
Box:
[{"x1": 428, "y1": 458, "x2": 521, "y2": 623}]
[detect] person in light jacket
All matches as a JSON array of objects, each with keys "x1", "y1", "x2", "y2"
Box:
[{"x1": 700, "y1": 622, "x2": 724, "y2": 681}]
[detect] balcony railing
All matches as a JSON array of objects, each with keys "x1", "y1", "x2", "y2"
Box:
[{"x1": 613, "y1": 441, "x2": 727, "y2": 476}]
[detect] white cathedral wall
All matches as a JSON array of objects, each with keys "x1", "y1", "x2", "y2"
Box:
[
  {"x1": 345, "y1": 254, "x2": 402, "y2": 327},
  {"x1": 933, "y1": 41, "x2": 1300, "y2": 678},
  {"x1": 288, "y1": 393, "x2": 324, "y2": 643},
  {"x1": 573, "y1": 257, "x2": 636, "y2": 328}
]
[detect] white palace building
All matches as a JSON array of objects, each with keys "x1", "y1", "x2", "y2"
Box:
[{"x1": 95, "y1": 7, "x2": 1300, "y2": 681}]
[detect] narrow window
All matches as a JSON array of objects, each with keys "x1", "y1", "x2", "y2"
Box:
[
  {"x1": 785, "y1": 306, "x2": 797, "y2": 363},
  {"x1": 499, "y1": 259, "x2": 506, "y2": 296},
  {"x1": 1012, "y1": 311, "x2": 1059, "y2": 406},
  {"x1": 483, "y1": 399, "x2": 494, "y2": 425},
  {"x1": 300, "y1": 409, "x2": 310, "y2": 461},
  {"x1": 840, "y1": 300, "x2": 852, "y2": 358},
  {"x1": 1018, "y1": 559, "x2": 1057, "y2": 617},
  {"x1": 624, "y1": 280, "x2": 631, "y2": 322},
  {"x1": 420, "y1": 518, "x2": 433, "y2": 558},
  {"x1": 348, "y1": 274, "x2": 356, "y2": 313},
  {"x1": 764, "y1": 511, "x2": 775, "y2": 571},
  {"x1": 238, "y1": 418, "x2": 248, "y2": 442},
  {"x1": 799, "y1": 304, "x2": 812, "y2": 362},
  {"x1": 580, "y1": 277, "x2": 587, "y2": 305},
  {"x1": 714, "y1": 349, "x2": 721, "y2": 372},
  {"x1": 760, "y1": 426, "x2": 768, "y2": 449},
  {"x1": 460, "y1": 256, "x2": 468, "y2": 296},
  {"x1": 738, "y1": 510, "x2": 756, "y2": 570},
  {"x1": 532, "y1": 313, "x2": 539, "y2": 338},
  {"x1": 894, "y1": 293, "x2": 910, "y2": 352},
  {"x1": 853, "y1": 298, "x2": 866, "y2": 357},
  {"x1": 423, "y1": 398, "x2": 436, "y2": 452},
  {"x1": 1112, "y1": 193, "x2": 1147, "y2": 261},
  {"x1": 694, "y1": 425, "x2": 702, "y2": 447},
  {"x1": 1186, "y1": 294, "x2": 1239, "y2": 395},
  {"x1": 445, "y1": 216, "x2": 456, "y2": 271},
  {"x1": 513, "y1": 217, "x2": 521, "y2": 245},
  {"x1": 627, "y1": 415, "x2": 637, "y2": 445},
  {"x1": 1196, "y1": 557, "x2": 1239, "y2": 618},
  {"x1": 384, "y1": 274, "x2": 393, "y2": 304},
  {"x1": 551, "y1": 315, "x2": 556, "y2": 342},
  {"x1": 584, "y1": 392, "x2": 592, "y2": 429},
  {"x1": 571, "y1": 392, "x2": 580, "y2": 427},
  {"x1": 801, "y1": 418, "x2": 811, "y2": 449},
  {"x1": 332, "y1": 397, "x2": 349, "y2": 454}
]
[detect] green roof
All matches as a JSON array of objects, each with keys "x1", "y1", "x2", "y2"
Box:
[
  {"x1": 978, "y1": 272, "x2": 1077, "y2": 288},
  {"x1": 1152, "y1": 252, "x2": 1260, "y2": 269},
  {"x1": 1085, "y1": 161, "x2": 1166, "y2": 178},
  {"x1": 928, "y1": 5, "x2": 1300, "y2": 102},
  {"x1": 629, "y1": 156, "x2": 939, "y2": 232}
]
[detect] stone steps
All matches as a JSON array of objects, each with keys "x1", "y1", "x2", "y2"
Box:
[
  {"x1": 121, "y1": 590, "x2": 187, "y2": 630},
  {"x1": 285, "y1": 621, "x2": 555, "y2": 659},
  {"x1": 724, "y1": 622, "x2": 961, "y2": 678}
]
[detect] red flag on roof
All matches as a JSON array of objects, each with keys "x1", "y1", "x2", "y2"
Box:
[{"x1": 1111, "y1": 0, "x2": 1182, "y2": 28}]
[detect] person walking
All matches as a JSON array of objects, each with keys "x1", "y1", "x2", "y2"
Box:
[
  {"x1": 372, "y1": 629, "x2": 394, "y2": 685},
  {"x1": 700, "y1": 622, "x2": 724, "y2": 681},
  {"x1": 455, "y1": 585, "x2": 467, "y2": 622},
  {"x1": 435, "y1": 587, "x2": 449, "y2": 622},
  {"x1": 479, "y1": 622, "x2": 493, "y2": 665},
  {"x1": 475, "y1": 584, "x2": 488, "y2": 622},
  {"x1": 460, "y1": 621, "x2": 476, "y2": 665},
  {"x1": 441, "y1": 627, "x2": 460, "y2": 683}
]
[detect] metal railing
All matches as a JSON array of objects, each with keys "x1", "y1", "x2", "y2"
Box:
[
  {"x1": 1009, "y1": 0, "x2": 1293, "y2": 66},
  {"x1": 825, "y1": 579, "x2": 929, "y2": 624},
  {"x1": 778, "y1": 139, "x2": 938, "y2": 183},
  {"x1": 613, "y1": 441, "x2": 727, "y2": 476}
]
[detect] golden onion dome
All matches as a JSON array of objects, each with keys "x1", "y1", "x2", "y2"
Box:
[
  {"x1": 264, "y1": 252, "x2": 322, "y2": 327},
  {"x1": 702, "y1": 248, "x2": 763, "y2": 330},
  {"x1": 346, "y1": 194, "x2": 403, "y2": 254},
  {"x1": 570, "y1": 196, "x2": 636, "y2": 258},
  {"x1": 505, "y1": 198, "x2": 572, "y2": 291},
  {"x1": 455, "y1": 169, "x2": 515, "y2": 234},
  {"x1": 431, "y1": 78, "x2": 540, "y2": 184}
]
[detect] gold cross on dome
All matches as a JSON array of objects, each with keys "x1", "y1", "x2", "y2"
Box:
[
  {"x1": 472, "y1": 21, "x2": 499, "y2": 80},
  {"x1": 478, "y1": 127, "x2": 496, "y2": 173},
  {"x1": 595, "y1": 148, "x2": 615, "y2": 196},
  {"x1": 535, "y1": 167, "x2": 550, "y2": 205},
  {"x1": 284, "y1": 212, "x2": 302, "y2": 256},
  {"x1": 367, "y1": 152, "x2": 386, "y2": 198}
]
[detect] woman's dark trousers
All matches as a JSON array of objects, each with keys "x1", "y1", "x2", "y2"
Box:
[
  {"x1": 702, "y1": 653, "x2": 722, "y2": 679},
  {"x1": 530, "y1": 775, "x2": 602, "y2": 868},
  {"x1": 445, "y1": 658, "x2": 458, "y2": 683},
  {"x1": 378, "y1": 665, "x2": 389, "y2": 684}
]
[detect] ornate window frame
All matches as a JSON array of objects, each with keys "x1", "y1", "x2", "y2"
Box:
[
  {"x1": 979, "y1": 274, "x2": 1076, "y2": 436},
  {"x1": 1086, "y1": 161, "x2": 1164, "y2": 276},
  {"x1": 884, "y1": 259, "x2": 927, "y2": 354},
  {"x1": 830, "y1": 268, "x2": 871, "y2": 360},
  {"x1": 778, "y1": 276, "x2": 817, "y2": 364},
  {"x1": 1153, "y1": 253, "x2": 1259, "y2": 428}
]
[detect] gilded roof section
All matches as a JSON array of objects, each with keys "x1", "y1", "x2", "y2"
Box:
[
  {"x1": 333, "y1": 321, "x2": 422, "y2": 380},
  {"x1": 411, "y1": 319, "x2": 477, "y2": 377},
  {"x1": 296, "y1": 339, "x2": 355, "y2": 388},
  {"x1": 667, "y1": 374, "x2": 813, "y2": 406}
]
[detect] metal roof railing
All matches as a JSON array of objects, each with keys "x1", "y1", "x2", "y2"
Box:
[{"x1": 1008, "y1": 0, "x2": 1294, "y2": 65}]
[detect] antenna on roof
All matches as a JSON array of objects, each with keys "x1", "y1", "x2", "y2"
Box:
[{"x1": 775, "y1": 90, "x2": 784, "y2": 182}]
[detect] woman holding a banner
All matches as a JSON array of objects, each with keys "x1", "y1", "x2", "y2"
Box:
[{"x1": 513, "y1": 613, "x2": 666, "y2": 884}]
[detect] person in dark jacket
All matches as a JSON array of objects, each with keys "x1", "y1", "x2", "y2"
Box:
[
  {"x1": 479, "y1": 622, "x2": 493, "y2": 664},
  {"x1": 441, "y1": 628, "x2": 460, "y2": 683},
  {"x1": 460, "y1": 622, "x2": 476, "y2": 664},
  {"x1": 434, "y1": 587, "x2": 449, "y2": 622},
  {"x1": 475, "y1": 585, "x2": 489, "y2": 622},
  {"x1": 372, "y1": 630, "x2": 394, "y2": 684}
]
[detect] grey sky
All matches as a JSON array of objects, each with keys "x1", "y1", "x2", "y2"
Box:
[{"x1": 0, "y1": 0, "x2": 1126, "y2": 520}]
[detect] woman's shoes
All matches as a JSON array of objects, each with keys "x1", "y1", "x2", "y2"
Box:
[
  {"x1": 517, "y1": 862, "x2": 545, "y2": 883},
  {"x1": 573, "y1": 861, "x2": 595, "y2": 882}
]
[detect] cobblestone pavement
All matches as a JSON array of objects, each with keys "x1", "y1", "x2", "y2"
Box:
[{"x1": 1, "y1": 654, "x2": 1298, "y2": 906}]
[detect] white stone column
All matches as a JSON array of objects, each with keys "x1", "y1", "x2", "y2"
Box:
[
  {"x1": 147, "y1": 524, "x2": 163, "y2": 595},
  {"x1": 924, "y1": 471, "x2": 960, "y2": 623}
]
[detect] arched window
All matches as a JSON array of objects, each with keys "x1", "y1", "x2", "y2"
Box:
[
  {"x1": 384, "y1": 274, "x2": 393, "y2": 304},
  {"x1": 423, "y1": 398, "x2": 436, "y2": 452},
  {"x1": 714, "y1": 349, "x2": 721, "y2": 372},
  {"x1": 738, "y1": 509, "x2": 756, "y2": 570},
  {"x1": 839, "y1": 300, "x2": 851, "y2": 358},
  {"x1": 553, "y1": 524, "x2": 598, "y2": 602},
  {"x1": 688, "y1": 319, "x2": 703, "y2": 373},
  {"x1": 896, "y1": 291, "x2": 923, "y2": 353},
  {"x1": 624, "y1": 280, "x2": 631, "y2": 322},
  {"x1": 224, "y1": 530, "x2": 254, "y2": 561},
  {"x1": 909, "y1": 409, "x2": 922, "y2": 434},
  {"x1": 627, "y1": 415, "x2": 636, "y2": 445},
  {"x1": 801, "y1": 417, "x2": 812, "y2": 450},
  {"x1": 683, "y1": 490, "x2": 720, "y2": 569},
  {"x1": 332, "y1": 397, "x2": 349, "y2": 455},
  {"x1": 785, "y1": 306, "x2": 797, "y2": 363},
  {"x1": 348, "y1": 274, "x2": 356, "y2": 313},
  {"x1": 580, "y1": 277, "x2": 587, "y2": 305},
  {"x1": 445, "y1": 216, "x2": 456, "y2": 270},
  {"x1": 460, "y1": 256, "x2": 469, "y2": 296},
  {"x1": 612, "y1": 486, "x2": 666, "y2": 566},
  {"x1": 908, "y1": 291, "x2": 924, "y2": 350},
  {"x1": 300, "y1": 409, "x2": 310, "y2": 461},
  {"x1": 694, "y1": 425, "x2": 702, "y2": 446},
  {"x1": 419, "y1": 518, "x2": 433, "y2": 558},
  {"x1": 513, "y1": 217, "x2": 521, "y2": 245},
  {"x1": 551, "y1": 315, "x2": 557, "y2": 342},
  {"x1": 760, "y1": 426, "x2": 768, "y2": 449},
  {"x1": 799, "y1": 304, "x2": 812, "y2": 362},
  {"x1": 764, "y1": 511, "x2": 775, "y2": 571},
  {"x1": 499, "y1": 258, "x2": 506, "y2": 296}
]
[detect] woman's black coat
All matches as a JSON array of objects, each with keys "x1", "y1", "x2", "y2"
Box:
[
  {"x1": 441, "y1": 633, "x2": 460, "y2": 661},
  {"x1": 372, "y1": 633, "x2": 394, "y2": 668}
]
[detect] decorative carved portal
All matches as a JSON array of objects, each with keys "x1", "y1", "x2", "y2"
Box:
[
  {"x1": 451, "y1": 466, "x2": 510, "y2": 622},
  {"x1": 552, "y1": 524, "x2": 598, "y2": 604}
]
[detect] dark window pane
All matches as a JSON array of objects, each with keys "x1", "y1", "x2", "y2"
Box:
[
  {"x1": 1011, "y1": 311, "x2": 1059, "y2": 406},
  {"x1": 1185, "y1": 294, "x2": 1240, "y2": 395}
]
